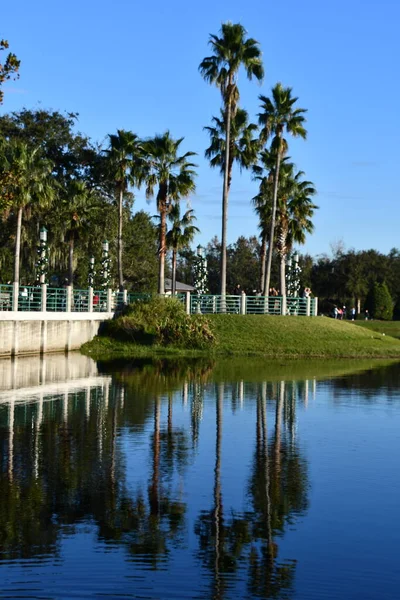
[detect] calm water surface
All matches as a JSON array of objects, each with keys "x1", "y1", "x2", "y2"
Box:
[{"x1": 0, "y1": 354, "x2": 399, "y2": 599}]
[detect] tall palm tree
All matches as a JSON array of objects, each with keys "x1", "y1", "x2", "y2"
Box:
[
  {"x1": 166, "y1": 204, "x2": 199, "y2": 296},
  {"x1": 199, "y1": 22, "x2": 264, "y2": 299},
  {"x1": 204, "y1": 107, "x2": 260, "y2": 192},
  {"x1": 252, "y1": 148, "x2": 280, "y2": 292},
  {"x1": 105, "y1": 130, "x2": 143, "y2": 291},
  {"x1": 275, "y1": 165, "x2": 317, "y2": 294},
  {"x1": 0, "y1": 140, "x2": 54, "y2": 284},
  {"x1": 142, "y1": 132, "x2": 196, "y2": 295},
  {"x1": 258, "y1": 83, "x2": 307, "y2": 296},
  {"x1": 253, "y1": 161, "x2": 317, "y2": 295}
]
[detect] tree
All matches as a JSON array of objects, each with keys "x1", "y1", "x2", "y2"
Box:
[
  {"x1": 199, "y1": 22, "x2": 264, "y2": 299},
  {"x1": 204, "y1": 107, "x2": 259, "y2": 192},
  {"x1": 252, "y1": 148, "x2": 282, "y2": 292},
  {"x1": 105, "y1": 130, "x2": 143, "y2": 291},
  {"x1": 0, "y1": 40, "x2": 20, "y2": 104},
  {"x1": 274, "y1": 164, "x2": 317, "y2": 295},
  {"x1": 227, "y1": 235, "x2": 260, "y2": 293},
  {"x1": 142, "y1": 132, "x2": 196, "y2": 295},
  {"x1": 0, "y1": 109, "x2": 96, "y2": 185},
  {"x1": 166, "y1": 204, "x2": 199, "y2": 295},
  {"x1": 366, "y1": 282, "x2": 393, "y2": 320},
  {"x1": 59, "y1": 179, "x2": 97, "y2": 286},
  {"x1": 123, "y1": 211, "x2": 159, "y2": 292},
  {"x1": 258, "y1": 84, "x2": 307, "y2": 296},
  {"x1": 0, "y1": 140, "x2": 54, "y2": 284}
]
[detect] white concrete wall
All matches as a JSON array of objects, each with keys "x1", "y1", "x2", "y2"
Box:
[{"x1": 0, "y1": 312, "x2": 113, "y2": 357}]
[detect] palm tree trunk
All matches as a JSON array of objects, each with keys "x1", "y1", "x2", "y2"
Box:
[
  {"x1": 264, "y1": 139, "x2": 282, "y2": 297},
  {"x1": 158, "y1": 206, "x2": 167, "y2": 295},
  {"x1": 149, "y1": 396, "x2": 161, "y2": 516},
  {"x1": 118, "y1": 187, "x2": 124, "y2": 291},
  {"x1": 221, "y1": 97, "x2": 232, "y2": 303},
  {"x1": 68, "y1": 238, "x2": 74, "y2": 286},
  {"x1": 274, "y1": 380, "x2": 284, "y2": 477},
  {"x1": 260, "y1": 382, "x2": 273, "y2": 549},
  {"x1": 172, "y1": 248, "x2": 177, "y2": 296},
  {"x1": 214, "y1": 383, "x2": 223, "y2": 597},
  {"x1": 260, "y1": 234, "x2": 267, "y2": 293},
  {"x1": 14, "y1": 207, "x2": 23, "y2": 284},
  {"x1": 279, "y1": 253, "x2": 286, "y2": 297}
]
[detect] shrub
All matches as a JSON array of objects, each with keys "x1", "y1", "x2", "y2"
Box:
[
  {"x1": 103, "y1": 295, "x2": 215, "y2": 349},
  {"x1": 365, "y1": 282, "x2": 393, "y2": 320}
]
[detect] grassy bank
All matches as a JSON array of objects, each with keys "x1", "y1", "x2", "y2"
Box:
[
  {"x1": 355, "y1": 320, "x2": 400, "y2": 339},
  {"x1": 82, "y1": 313, "x2": 400, "y2": 360}
]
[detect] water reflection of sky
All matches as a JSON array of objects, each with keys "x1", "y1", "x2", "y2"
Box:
[{"x1": 0, "y1": 356, "x2": 399, "y2": 599}]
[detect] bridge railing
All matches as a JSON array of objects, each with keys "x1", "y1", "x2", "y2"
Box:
[
  {"x1": 0, "y1": 284, "x2": 14, "y2": 311},
  {"x1": 0, "y1": 285, "x2": 318, "y2": 316}
]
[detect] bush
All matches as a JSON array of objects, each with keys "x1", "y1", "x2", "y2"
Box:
[
  {"x1": 103, "y1": 295, "x2": 215, "y2": 349},
  {"x1": 365, "y1": 282, "x2": 393, "y2": 320}
]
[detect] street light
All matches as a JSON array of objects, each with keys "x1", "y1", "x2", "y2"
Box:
[
  {"x1": 88, "y1": 256, "x2": 96, "y2": 287},
  {"x1": 37, "y1": 226, "x2": 48, "y2": 284},
  {"x1": 101, "y1": 240, "x2": 110, "y2": 288},
  {"x1": 40, "y1": 226, "x2": 47, "y2": 242}
]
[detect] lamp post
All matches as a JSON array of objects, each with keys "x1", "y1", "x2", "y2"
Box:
[
  {"x1": 286, "y1": 251, "x2": 301, "y2": 297},
  {"x1": 100, "y1": 240, "x2": 110, "y2": 289},
  {"x1": 88, "y1": 256, "x2": 96, "y2": 288},
  {"x1": 194, "y1": 244, "x2": 208, "y2": 296},
  {"x1": 37, "y1": 226, "x2": 48, "y2": 284}
]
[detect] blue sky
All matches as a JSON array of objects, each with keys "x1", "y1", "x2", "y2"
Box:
[{"x1": 2, "y1": 0, "x2": 399, "y2": 257}]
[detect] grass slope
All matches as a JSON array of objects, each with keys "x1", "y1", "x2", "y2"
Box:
[
  {"x1": 82, "y1": 314, "x2": 400, "y2": 359},
  {"x1": 354, "y1": 320, "x2": 400, "y2": 339}
]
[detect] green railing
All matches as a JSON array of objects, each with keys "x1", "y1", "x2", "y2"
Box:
[
  {"x1": 246, "y1": 295, "x2": 283, "y2": 315},
  {"x1": 189, "y1": 294, "x2": 314, "y2": 316},
  {"x1": 46, "y1": 288, "x2": 67, "y2": 312},
  {"x1": 18, "y1": 286, "x2": 42, "y2": 311},
  {"x1": 93, "y1": 290, "x2": 108, "y2": 313},
  {"x1": 127, "y1": 292, "x2": 152, "y2": 304},
  {"x1": 190, "y1": 295, "x2": 243, "y2": 314},
  {"x1": 0, "y1": 285, "x2": 318, "y2": 316},
  {"x1": 287, "y1": 297, "x2": 307, "y2": 316},
  {"x1": 0, "y1": 284, "x2": 13, "y2": 311}
]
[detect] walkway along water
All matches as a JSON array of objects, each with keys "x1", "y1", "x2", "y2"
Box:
[{"x1": 0, "y1": 283, "x2": 318, "y2": 357}]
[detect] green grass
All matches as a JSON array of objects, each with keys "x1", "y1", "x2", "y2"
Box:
[
  {"x1": 82, "y1": 314, "x2": 400, "y2": 360},
  {"x1": 354, "y1": 319, "x2": 400, "y2": 339}
]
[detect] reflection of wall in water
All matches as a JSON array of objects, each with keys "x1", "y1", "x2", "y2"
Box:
[{"x1": 0, "y1": 352, "x2": 98, "y2": 392}]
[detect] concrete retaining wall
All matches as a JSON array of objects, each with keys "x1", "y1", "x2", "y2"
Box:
[{"x1": 0, "y1": 312, "x2": 113, "y2": 357}]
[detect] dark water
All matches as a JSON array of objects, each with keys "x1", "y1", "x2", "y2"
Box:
[{"x1": 0, "y1": 355, "x2": 400, "y2": 599}]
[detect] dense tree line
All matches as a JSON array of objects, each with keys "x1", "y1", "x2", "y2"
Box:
[{"x1": 305, "y1": 247, "x2": 400, "y2": 318}]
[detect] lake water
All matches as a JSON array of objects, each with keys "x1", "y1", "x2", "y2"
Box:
[{"x1": 0, "y1": 353, "x2": 400, "y2": 599}]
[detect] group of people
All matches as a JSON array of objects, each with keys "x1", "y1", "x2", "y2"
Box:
[{"x1": 333, "y1": 305, "x2": 357, "y2": 320}]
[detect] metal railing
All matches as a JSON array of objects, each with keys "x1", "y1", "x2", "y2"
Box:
[
  {"x1": 0, "y1": 284, "x2": 13, "y2": 311},
  {"x1": 93, "y1": 290, "x2": 108, "y2": 313},
  {"x1": 0, "y1": 284, "x2": 318, "y2": 317},
  {"x1": 246, "y1": 295, "x2": 282, "y2": 315},
  {"x1": 189, "y1": 294, "x2": 316, "y2": 316},
  {"x1": 18, "y1": 286, "x2": 42, "y2": 311},
  {"x1": 46, "y1": 288, "x2": 67, "y2": 312}
]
